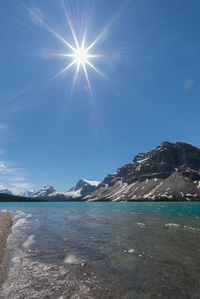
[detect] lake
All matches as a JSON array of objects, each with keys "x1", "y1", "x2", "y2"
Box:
[{"x1": 0, "y1": 202, "x2": 200, "y2": 298}]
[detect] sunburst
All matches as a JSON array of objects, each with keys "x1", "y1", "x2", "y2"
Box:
[
  {"x1": 52, "y1": 0, "x2": 105, "y2": 93},
  {"x1": 20, "y1": 0, "x2": 108, "y2": 94}
]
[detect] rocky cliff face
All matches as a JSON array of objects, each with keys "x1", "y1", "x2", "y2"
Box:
[{"x1": 86, "y1": 142, "x2": 200, "y2": 201}]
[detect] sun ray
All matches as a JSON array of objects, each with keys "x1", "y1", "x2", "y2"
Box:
[
  {"x1": 19, "y1": 0, "x2": 76, "y2": 52},
  {"x1": 86, "y1": 4, "x2": 125, "y2": 52},
  {"x1": 27, "y1": 0, "x2": 110, "y2": 92},
  {"x1": 70, "y1": 63, "x2": 80, "y2": 95},
  {"x1": 82, "y1": 63, "x2": 93, "y2": 95},
  {"x1": 61, "y1": 0, "x2": 79, "y2": 48},
  {"x1": 43, "y1": 22, "x2": 75, "y2": 51},
  {"x1": 82, "y1": 32, "x2": 86, "y2": 48},
  {"x1": 49, "y1": 60, "x2": 76, "y2": 83},
  {"x1": 86, "y1": 60, "x2": 109, "y2": 81},
  {"x1": 54, "y1": 53, "x2": 75, "y2": 58},
  {"x1": 87, "y1": 54, "x2": 102, "y2": 58}
]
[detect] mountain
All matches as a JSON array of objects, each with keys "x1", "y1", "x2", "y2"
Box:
[
  {"x1": 69, "y1": 179, "x2": 100, "y2": 196},
  {"x1": 0, "y1": 189, "x2": 13, "y2": 195},
  {"x1": 33, "y1": 185, "x2": 57, "y2": 198},
  {"x1": 85, "y1": 142, "x2": 200, "y2": 201},
  {"x1": 20, "y1": 189, "x2": 36, "y2": 198},
  {"x1": 33, "y1": 180, "x2": 100, "y2": 201}
]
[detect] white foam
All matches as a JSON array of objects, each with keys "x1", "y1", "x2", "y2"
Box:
[
  {"x1": 183, "y1": 225, "x2": 200, "y2": 231},
  {"x1": 13, "y1": 218, "x2": 28, "y2": 229},
  {"x1": 64, "y1": 254, "x2": 80, "y2": 264},
  {"x1": 22, "y1": 235, "x2": 35, "y2": 250},
  {"x1": 14, "y1": 212, "x2": 26, "y2": 219},
  {"x1": 26, "y1": 214, "x2": 32, "y2": 218},
  {"x1": 136, "y1": 222, "x2": 145, "y2": 227},
  {"x1": 128, "y1": 249, "x2": 135, "y2": 253},
  {"x1": 165, "y1": 223, "x2": 180, "y2": 228},
  {"x1": 0, "y1": 209, "x2": 8, "y2": 212}
]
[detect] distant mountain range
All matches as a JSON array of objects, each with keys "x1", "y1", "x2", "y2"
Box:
[
  {"x1": 1, "y1": 141, "x2": 200, "y2": 201},
  {"x1": 0, "y1": 179, "x2": 101, "y2": 201},
  {"x1": 0, "y1": 189, "x2": 13, "y2": 196}
]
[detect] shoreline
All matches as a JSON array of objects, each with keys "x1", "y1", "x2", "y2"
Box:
[{"x1": 0, "y1": 211, "x2": 12, "y2": 287}]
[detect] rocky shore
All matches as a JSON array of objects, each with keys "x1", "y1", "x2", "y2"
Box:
[{"x1": 0, "y1": 211, "x2": 12, "y2": 287}]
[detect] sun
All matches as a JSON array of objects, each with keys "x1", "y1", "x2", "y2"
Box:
[
  {"x1": 73, "y1": 47, "x2": 88, "y2": 65},
  {"x1": 21, "y1": 0, "x2": 109, "y2": 95},
  {"x1": 48, "y1": 0, "x2": 107, "y2": 94}
]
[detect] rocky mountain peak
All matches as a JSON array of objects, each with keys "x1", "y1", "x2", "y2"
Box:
[
  {"x1": 102, "y1": 141, "x2": 200, "y2": 187},
  {"x1": 43, "y1": 185, "x2": 56, "y2": 191},
  {"x1": 70, "y1": 179, "x2": 100, "y2": 196},
  {"x1": 86, "y1": 141, "x2": 200, "y2": 202},
  {"x1": 33, "y1": 185, "x2": 57, "y2": 198}
]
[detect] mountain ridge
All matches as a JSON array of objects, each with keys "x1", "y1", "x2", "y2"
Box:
[{"x1": 85, "y1": 141, "x2": 200, "y2": 201}]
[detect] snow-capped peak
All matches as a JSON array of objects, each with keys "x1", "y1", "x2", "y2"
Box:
[
  {"x1": 0, "y1": 188, "x2": 13, "y2": 195},
  {"x1": 82, "y1": 179, "x2": 100, "y2": 187},
  {"x1": 33, "y1": 185, "x2": 57, "y2": 198},
  {"x1": 20, "y1": 189, "x2": 36, "y2": 198},
  {"x1": 20, "y1": 179, "x2": 101, "y2": 200}
]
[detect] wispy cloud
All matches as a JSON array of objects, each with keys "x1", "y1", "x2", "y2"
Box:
[
  {"x1": 0, "y1": 161, "x2": 16, "y2": 174},
  {"x1": 0, "y1": 122, "x2": 33, "y2": 194},
  {"x1": 183, "y1": 79, "x2": 194, "y2": 91},
  {"x1": 0, "y1": 124, "x2": 6, "y2": 130},
  {"x1": 0, "y1": 123, "x2": 8, "y2": 134},
  {"x1": 0, "y1": 159, "x2": 32, "y2": 194},
  {"x1": 0, "y1": 183, "x2": 7, "y2": 190}
]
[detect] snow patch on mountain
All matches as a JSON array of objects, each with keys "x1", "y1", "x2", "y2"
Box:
[
  {"x1": 20, "y1": 189, "x2": 36, "y2": 198},
  {"x1": 82, "y1": 179, "x2": 100, "y2": 187}
]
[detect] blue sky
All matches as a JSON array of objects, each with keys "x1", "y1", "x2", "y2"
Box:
[{"x1": 0, "y1": 0, "x2": 200, "y2": 193}]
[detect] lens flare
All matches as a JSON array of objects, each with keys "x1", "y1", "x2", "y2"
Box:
[
  {"x1": 50, "y1": 0, "x2": 107, "y2": 95},
  {"x1": 20, "y1": 0, "x2": 109, "y2": 95}
]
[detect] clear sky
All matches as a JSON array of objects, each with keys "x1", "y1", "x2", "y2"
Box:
[{"x1": 0, "y1": 0, "x2": 200, "y2": 194}]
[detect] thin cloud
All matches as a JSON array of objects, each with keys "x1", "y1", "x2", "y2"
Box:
[
  {"x1": 0, "y1": 159, "x2": 32, "y2": 194},
  {"x1": 10, "y1": 182, "x2": 33, "y2": 194},
  {"x1": 0, "y1": 161, "x2": 16, "y2": 174},
  {"x1": 0, "y1": 183, "x2": 6, "y2": 190},
  {"x1": 183, "y1": 79, "x2": 194, "y2": 91},
  {"x1": 10, "y1": 177, "x2": 26, "y2": 182}
]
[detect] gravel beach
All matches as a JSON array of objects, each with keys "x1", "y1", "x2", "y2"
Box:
[{"x1": 0, "y1": 212, "x2": 12, "y2": 287}]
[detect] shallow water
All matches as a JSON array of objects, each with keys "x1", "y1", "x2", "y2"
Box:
[{"x1": 0, "y1": 202, "x2": 200, "y2": 298}]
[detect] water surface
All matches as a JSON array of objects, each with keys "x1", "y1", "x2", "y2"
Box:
[{"x1": 0, "y1": 202, "x2": 199, "y2": 298}]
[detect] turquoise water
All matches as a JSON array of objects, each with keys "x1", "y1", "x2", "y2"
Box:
[
  {"x1": 0, "y1": 201, "x2": 200, "y2": 217},
  {"x1": 0, "y1": 202, "x2": 200, "y2": 298}
]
